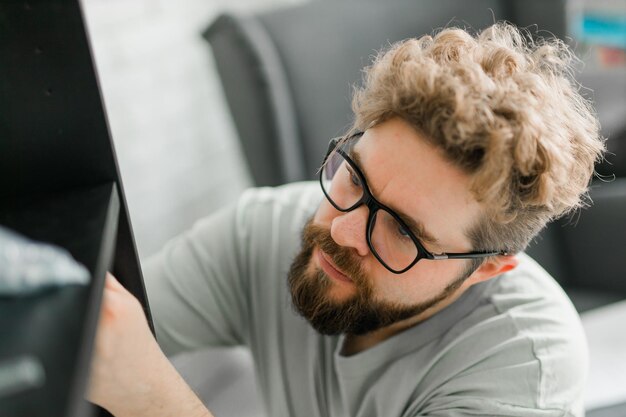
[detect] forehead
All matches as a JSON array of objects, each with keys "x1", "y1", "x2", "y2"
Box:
[{"x1": 354, "y1": 118, "x2": 481, "y2": 250}]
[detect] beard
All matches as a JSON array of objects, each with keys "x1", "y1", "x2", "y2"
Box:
[{"x1": 288, "y1": 217, "x2": 471, "y2": 336}]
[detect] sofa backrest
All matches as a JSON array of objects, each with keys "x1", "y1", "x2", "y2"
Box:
[{"x1": 204, "y1": 0, "x2": 567, "y2": 186}]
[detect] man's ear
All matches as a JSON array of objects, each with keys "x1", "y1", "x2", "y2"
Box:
[{"x1": 464, "y1": 255, "x2": 519, "y2": 287}]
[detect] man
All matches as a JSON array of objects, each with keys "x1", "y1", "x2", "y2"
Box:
[{"x1": 88, "y1": 23, "x2": 605, "y2": 416}]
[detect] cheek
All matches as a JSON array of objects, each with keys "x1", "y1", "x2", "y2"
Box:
[
  {"x1": 313, "y1": 199, "x2": 337, "y2": 224},
  {"x1": 373, "y1": 261, "x2": 465, "y2": 304}
]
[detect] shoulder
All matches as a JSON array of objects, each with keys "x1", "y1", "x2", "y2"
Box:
[
  {"x1": 422, "y1": 254, "x2": 587, "y2": 414},
  {"x1": 230, "y1": 181, "x2": 322, "y2": 279},
  {"x1": 495, "y1": 254, "x2": 588, "y2": 405},
  {"x1": 234, "y1": 181, "x2": 322, "y2": 231},
  {"x1": 486, "y1": 253, "x2": 588, "y2": 371}
]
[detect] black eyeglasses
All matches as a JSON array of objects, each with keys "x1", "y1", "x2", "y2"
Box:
[{"x1": 318, "y1": 132, "x2": 508, "y2": 274}]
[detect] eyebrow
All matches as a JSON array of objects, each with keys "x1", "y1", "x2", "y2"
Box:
[{"x1": 349, "y1": 147, "x2": 442, "y2": 249}]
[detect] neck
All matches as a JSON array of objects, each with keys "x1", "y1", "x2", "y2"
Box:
[{"x1": 340, "y1": 285, "x2": 468, "y2": 356}]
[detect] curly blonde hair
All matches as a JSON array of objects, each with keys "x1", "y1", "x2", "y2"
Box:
[{"x1": 351, "y1": 23, "x2": 605, "y2": 256}]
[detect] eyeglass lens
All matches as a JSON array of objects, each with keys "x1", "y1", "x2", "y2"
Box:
[{"x1": 321, "y1": 146, "x2": 420, "y2": 271}]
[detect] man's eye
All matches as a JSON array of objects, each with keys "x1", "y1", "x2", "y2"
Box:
[
  {"x1": 346, "y1": 167, "x2": 362, "y2": 187},
  {"x1": 397, "y1": 225, "x2": 411, "y2": 238}
]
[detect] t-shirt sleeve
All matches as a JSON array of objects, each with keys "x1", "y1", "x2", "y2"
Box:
[{"x1": 142, "y1": 201, "x2": 250, "y2": 357}]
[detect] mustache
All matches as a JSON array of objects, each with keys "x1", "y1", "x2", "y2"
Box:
[{"x1": 302, "y1": 222, "x2": 367, "y2": 285}]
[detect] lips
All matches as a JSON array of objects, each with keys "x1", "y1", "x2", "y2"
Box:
[{"x1": 316, "y1": 248, "x2": 353, "y2": 283}]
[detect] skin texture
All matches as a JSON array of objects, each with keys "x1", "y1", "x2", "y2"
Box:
[{"x1": 87, "y1": 117, "x2": 518, "y2": 413}]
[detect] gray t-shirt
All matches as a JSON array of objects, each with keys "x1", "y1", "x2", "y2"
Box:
[{"x1": 144, "y1": 182, "x2": 587, "y2": 417}]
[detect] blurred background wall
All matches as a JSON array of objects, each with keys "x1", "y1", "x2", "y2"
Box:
[{"x1": 82, "y1": 0, "x2": 307, "y2": 261}]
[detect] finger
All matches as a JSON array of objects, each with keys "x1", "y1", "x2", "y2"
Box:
[
  {"x1": 105, "y1": 272, "x2": 126, "y2": 293},
  {"x1": 99, "y1": 285, "x2": 127, "y2": 323}
]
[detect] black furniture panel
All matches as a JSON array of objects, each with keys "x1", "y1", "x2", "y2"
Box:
[
  {"x1": 0, "y1": 0, "x2": 116, "y2": 197},
  {"x1": 0, "y1": 0, "x2": 152, "y2": 415},
  {"x1": 0, "y1": 183, "x2": 119, "y2": 417},
  {"x1": 0, "y1": 0, "x2": 150, "y2": 318}
]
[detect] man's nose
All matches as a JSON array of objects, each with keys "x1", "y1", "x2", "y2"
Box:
[{"x1": 329, "y1": 206, "x2": 370, "y2": 257}]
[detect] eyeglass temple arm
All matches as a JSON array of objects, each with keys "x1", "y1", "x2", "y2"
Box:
[{"x1": 430, "y1": 251, "x2": 510, "y2": 260}]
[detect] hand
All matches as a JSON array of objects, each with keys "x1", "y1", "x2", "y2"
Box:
[
  {"x1": 87, "y1": 273, "x2": 164, "y2": 414},
  {"x1": 87, "y1": 273, "x2": 213, "y2": 417}
]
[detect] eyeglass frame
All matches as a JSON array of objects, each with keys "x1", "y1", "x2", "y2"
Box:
[{"x1": 318, "y1": 131, "x2": 509, "y2": 274}]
